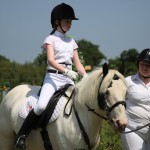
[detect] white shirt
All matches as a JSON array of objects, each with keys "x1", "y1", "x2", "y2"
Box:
[
  {"x1": 43, "y1": 31, "x2": 78, "y2": 70},
  {"x1": 126, "y1": 73, "x2": 150, "y2": 123}
]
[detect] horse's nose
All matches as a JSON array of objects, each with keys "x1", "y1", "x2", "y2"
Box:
[{"x1": 116, "y1": 119, "x2": 128, "y2": 131}]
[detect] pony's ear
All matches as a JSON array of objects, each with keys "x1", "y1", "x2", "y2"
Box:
[
  {"x1": 118, "y1": 62, "x2": 125, "y2": 75},
  {"x1": 103, "y1": 63, "x2": 108, "y2": 77}
]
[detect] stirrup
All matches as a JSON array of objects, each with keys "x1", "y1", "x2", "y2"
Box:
[{"x1": 15, "y1": 135, "x2": 26, "y2": 149}]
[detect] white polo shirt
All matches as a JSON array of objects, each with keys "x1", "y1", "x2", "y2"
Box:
[
  {"x1": 126, "y1": 73, "x2": 150, "y2": 123},
  {"x1": 43, "y1": 31, "x2": 78, "y2": 70}
]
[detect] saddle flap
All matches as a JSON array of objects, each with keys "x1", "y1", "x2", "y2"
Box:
[{"x1": 38, "y1": 84, "x2": 74, "y2": 128}]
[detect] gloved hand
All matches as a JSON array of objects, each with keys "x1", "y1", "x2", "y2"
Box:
[
  {"x1": 63, "y1": 69, "x2": 78, "y2": 80},
  {"x1": 81, "y1": 73, "x2": 88, "y2": 81},
  {"x1": 83, "y1": 73, "x2": 88, "y2": 78}
]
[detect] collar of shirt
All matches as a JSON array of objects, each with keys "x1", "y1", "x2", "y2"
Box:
[
  {"x1": 54, "y1": 31, "x2": 65, "y2": 38},
  {"x1": 130, "y1": 73, "x2": 144, "y2": 86},
  {"x1": 131, "y1": 73, "x2": 140, "y2": 81},
  {"x1": 131, "y1": 72, "x2": 150, "y2": 87}
]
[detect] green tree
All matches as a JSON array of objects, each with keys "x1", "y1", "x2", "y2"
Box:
[
  {"x1": 0, "y1": 54, "x2": 46, "y2": 87},
  {"x1": 0, "y1": 55, "x2": 10, "y2": 62},
  {"x1": 33, "y1": 48, "x2": 47, "y2": 66},
  {"x1": 97, "y1": 121, "x2": 123, "y2": 150},
  {"x1": 0, "y1": 58, "x2": 21, "y2": 87},
  {"x1": 108, "y1": 48, "x2": 139, "y2": 76},
  {"x1": 77, "y1": 39, "x2": 106, "y2": 68},
  {"x1": 18, "y1": 62, "x2": 45, "y2": 85}
]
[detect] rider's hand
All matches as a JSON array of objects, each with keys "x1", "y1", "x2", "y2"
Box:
[
  {"x1": 63, "y1": 69, "x2": 78, "y2": 80},
  {"x1": 83, "y1": 73, "x2": 88, "y2": 78}
]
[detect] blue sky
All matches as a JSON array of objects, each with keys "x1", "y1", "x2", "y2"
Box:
[{"x1": 0, "y1": 0, "x2": 150, "y2": 64}]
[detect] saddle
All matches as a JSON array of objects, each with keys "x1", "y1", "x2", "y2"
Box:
[
  {"x1": 37, "y1": 83, "x2": 74, "y2": 128},
  {"x1": 19, "y1": 84, "x2": 75, "y2": 125}
]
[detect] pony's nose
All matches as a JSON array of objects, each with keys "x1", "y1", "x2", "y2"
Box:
[{"x1": 116, "y1": 119, "x2": 128, "y2": 131}]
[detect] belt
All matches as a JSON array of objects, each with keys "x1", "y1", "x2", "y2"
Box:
[
  {"x1": 47, "y1": 69, "x2": 63, "y2": 74},
  {"x1": 59, "y1": 62, "x2": 71, "y2": 66}
]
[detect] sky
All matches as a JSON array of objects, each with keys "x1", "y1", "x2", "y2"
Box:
[{"x1": 0, "y1": 0, "x2": 150, "y2": 64}]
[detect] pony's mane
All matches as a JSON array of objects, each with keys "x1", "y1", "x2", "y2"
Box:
[
  {"x1": 75, "y1": 68, "x2": 103, "y2": 106},
  {"x1": 75, "y1": 68, "x2": 127, "y2": 106}
]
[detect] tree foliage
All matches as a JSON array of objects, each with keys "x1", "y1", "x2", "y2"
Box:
[
  {"x1": 97, "y1": 121, "x2": 123, "y2": 150},
  {"x1": 108, "y1": 48, "x2": 139, "y2": 76},
  {"x1": 77, "y1": 39, "x2": 106, "y2": 68},
  {"x1": 33, "y1": 48, "x2": 47, "y2": 66},
  {"x1": 0, "y1": 58, "x2": 45, "y2": 88}
]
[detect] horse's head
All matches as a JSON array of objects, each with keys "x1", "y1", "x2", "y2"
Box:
[{"x1": 98, "y1": 63, "x2": 128, "y2": 132}]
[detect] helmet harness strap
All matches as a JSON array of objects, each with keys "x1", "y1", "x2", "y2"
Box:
[
  {"x1": 50, "y1": 27, "x2": 57, "y2": 35},
  {"x1": 58, "y1": 20, "x2": 66, "y2": 34},
  {"x1": 50, "y1": 20, "x2": 66, "y2": 35},
  {"x1": 140, "y1": 73, "x2": 150, "y2": 78}
]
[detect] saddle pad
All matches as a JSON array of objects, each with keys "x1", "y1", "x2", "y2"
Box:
[{"x1": 19, "y1": 94, "x2": 68, "y2": 123}]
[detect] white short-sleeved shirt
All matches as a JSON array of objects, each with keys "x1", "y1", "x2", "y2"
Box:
[
  {"x1": 43, "y1": 31, "x2": 78, "y2": 70},
  {"x1": 126, "y1": 73, "x2": 150, "y2": 123}
]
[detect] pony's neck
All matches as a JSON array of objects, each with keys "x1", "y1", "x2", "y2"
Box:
[{"x1": 74, "y1": 92, "x2": 102, "y2": 144}]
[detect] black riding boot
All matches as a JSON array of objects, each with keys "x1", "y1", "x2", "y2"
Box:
[{"x1": 15, "y1": 109, "x2": 39, "y2": 149}]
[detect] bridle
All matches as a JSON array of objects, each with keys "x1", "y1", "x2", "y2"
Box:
[
  {"x1": 86, "y1": 101, "x2": 126, "y2": 122},
  {"x1": 65, "y1": 72, "x2": 126, "y2": 150},
  {"x1": 96, "y1": 73, "x2": 126, "y2": 122}
]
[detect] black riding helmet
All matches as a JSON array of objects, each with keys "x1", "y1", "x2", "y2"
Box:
[
  {"x1": 137, "y1": 49, "x2": 150, "y2": 67},
  {"x1": 51, "y1": 3, "x2": 78, "y2": 28},
  {"x1": 137, "y1": 48, "x2": 150, "y2": 78}
]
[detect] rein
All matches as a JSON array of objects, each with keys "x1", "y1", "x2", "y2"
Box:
[
  {"x1": 86, "y1": 101, "x2": 126, "y2": 121},
  {"x1": 86, "y1": 104, "x2": 107, "y2": 120},
  {"x1": 121, "y1": 122, "x2": 150, "y2": 134},
  {"x1": 66, "y1": 88, "x2": 95, "y2": 150},
  {"x1": 65, "y1": 88, "x2": 97, "y2": 149},
  {"x1": 73, "y1": 102, "x2": 94, "y2": 150}
]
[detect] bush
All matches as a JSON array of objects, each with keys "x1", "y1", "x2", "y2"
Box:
[{"x1": 96, "y1": 121, "x2": 123, "y2": 150}]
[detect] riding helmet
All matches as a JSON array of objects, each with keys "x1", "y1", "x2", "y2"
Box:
[
  {"x1": 137, "y1": 49, "x2": 150, "y2": 67},
  {"x1": 51, "y1": 3, "x2": 78, "y2": 28}
]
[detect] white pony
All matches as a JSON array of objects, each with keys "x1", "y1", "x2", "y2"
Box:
[{"x1": 0, "y1": 64, "x2": 128, "y2": 150}]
